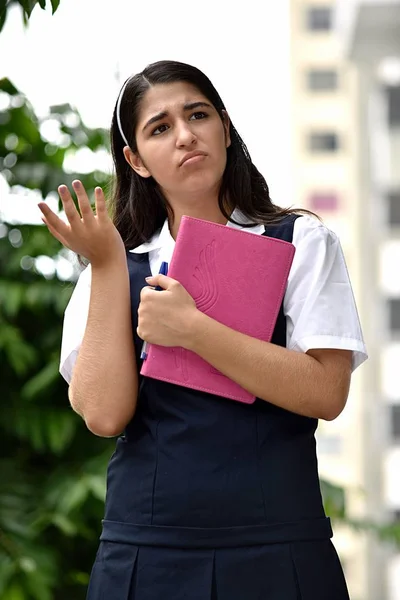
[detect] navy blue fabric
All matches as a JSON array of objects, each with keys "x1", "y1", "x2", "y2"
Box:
[
  {"x1": 87, "y1": 214, "x2": 349, "y2": 599},
  {"x1": 87, "y1": 539, "x2": 349, "y2": 599}
]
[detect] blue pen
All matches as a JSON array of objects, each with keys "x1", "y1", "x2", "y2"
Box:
[{"x1": 140, "y1": 261, "x2": 169, "y2": 360}]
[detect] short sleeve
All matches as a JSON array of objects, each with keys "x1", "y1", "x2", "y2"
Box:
[
  {"x1": 284, "y1": 216, "x2": 368, "y2": 372},
  {"x1": 59, "y1": 264, "x2": 92, "y2": 384}
]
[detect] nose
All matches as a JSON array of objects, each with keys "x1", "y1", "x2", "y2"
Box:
[{"x1": 175, "y1": 120, "x2": 197, "y2": 147}]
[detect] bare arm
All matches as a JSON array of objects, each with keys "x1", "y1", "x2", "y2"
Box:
[
  {"x1": 139, "y1": 274, "x2": 353, "y2": 421},
  {"x1": 39, "y1": 181, "x2": 138, "y2": 437},
  {"x1": 69, "y1": 259, "x2": 138, "y2": 437},
  {"x1": 187, "y1": 311, "x2": 352, "y2": 420}
]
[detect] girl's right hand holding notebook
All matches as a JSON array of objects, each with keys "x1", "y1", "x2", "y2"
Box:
[{"x1": 38, "y1": 180, "x2": 126, "y2": 268}]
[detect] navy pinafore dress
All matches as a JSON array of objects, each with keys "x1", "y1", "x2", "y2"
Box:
[{"x1": 86, "y1": 215, "x2": 350, "y2": 600}]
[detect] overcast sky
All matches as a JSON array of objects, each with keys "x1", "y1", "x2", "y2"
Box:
[{"x1": 0, "y1": 0, "x2": 292, "y2": 223}]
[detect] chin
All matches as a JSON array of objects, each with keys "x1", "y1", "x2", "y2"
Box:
[{"x1": 181, "y1": 170, "x2": 223, "y2": 195}]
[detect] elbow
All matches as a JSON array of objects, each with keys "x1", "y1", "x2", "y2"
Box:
[
  {"x1": 68, "y1": 387, "x2": 133, "y2": 437},
  {"x1": 84, "y1": 407, "x2": 135, "y2": 437},
  {"x1": 321, "y1": 405, "x2": 344, "y2": 422},
  {"x1": 85, "y1": 416, "x2": 125, "y2": 438},
  {"x1": 319, "y1": 390, "x2": 349, "y2": 422}
]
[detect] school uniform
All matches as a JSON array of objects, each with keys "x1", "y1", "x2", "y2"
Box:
[{"x1": 60, "y1": 211, "x2": 368, "y2": 600}]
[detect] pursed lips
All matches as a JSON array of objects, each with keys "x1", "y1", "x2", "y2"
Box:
[{"x1": 179, "y1": 151, "x2": 207, "y2": 167}]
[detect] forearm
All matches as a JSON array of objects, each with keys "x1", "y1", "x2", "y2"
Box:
[
  {"x1": 186, "y1": 312, "x2": 349, "y2": 420},
  {"x1": 69, "y1": 258, "x2": 138, "y2": 436}
]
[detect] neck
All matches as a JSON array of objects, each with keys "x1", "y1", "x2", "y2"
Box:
[{"x1": 166, "y1": 192, "x2": 231, "y2": 240}]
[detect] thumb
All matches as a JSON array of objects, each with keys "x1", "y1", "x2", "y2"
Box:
[{"x1": 145, "y1": 274, "x2": 175, "y2": 290}]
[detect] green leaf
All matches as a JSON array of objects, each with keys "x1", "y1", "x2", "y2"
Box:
[
  {"x1": 29, "y1": 413, "x2": 47, "y2": 452},
  {"x1": 38, "y1": 0, "x2": 46, "y2": 8},
  {"x1": 21, "y1": 359, "x2": 60, "y2": 400},
  {"x1": 58, "y1": 479, "x2": 89, "y2": 514},
  {"x1": 50, "y1": 0, "x2": 60, "y2": 12},
  {"x1": 0, "y1": 78, "x2": 20, "y2": 96},
  {"x1": 0, "y1": 6, "x2": 7, "y2": 34},
  {"x1": 20, "y1": 0, "x2": 37, "y2": 18},
  {"x1": 0, "y1": 556, "x2": 17, "y2": 593},
  {"x1": 0, "y1": 323, "x2": 38, "y2": 376},
  {"x1": 50, "y1": 513, "x2": 78, "y2": 536},
  {"x1": 86, "y1": 474, "x2": 106, "y2": 502},
  {"x1": 2, "y1": 582, "x2": 25, "y2": 600},
  {"x1": 0, "y1": 281, "x2": 25, "y2": 317},
  {"x1": 46, "y1": 410, "x2": 77, "y2": 454},
  {"x1": 70, "y1": 570, "x2": 90, "y2": 585},
  {"x1": 320, "y1": 478, "x2": 346, "y2": 520}
]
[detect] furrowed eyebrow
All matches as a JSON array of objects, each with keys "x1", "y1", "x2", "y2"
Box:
[
  {"x1": 142, "y1": 111, "x2": 168, "y2": 132},
  {"x1": 142, "y1": 102, "x2": 212, "y2": 132},
  {"x1": 183, "y1": 101, "x2": 212, "y2": 111}
]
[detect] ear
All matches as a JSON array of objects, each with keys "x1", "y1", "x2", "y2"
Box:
[
  {"x1": 221, "y1": 110, "x2": 231, "y2": 149},
  {"x1": 123, "y1": 146, "x2": 152, "y2": 178}
]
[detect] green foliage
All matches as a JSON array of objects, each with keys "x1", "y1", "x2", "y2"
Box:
[
  {"x1": 320, "y1": 478, "x2": 400, "y2": 550},
  {"x1": 0, "y1": 70, "x2": 398, "y2": 600},
  {"x1": 0, "y1": 80, "x2": 114, "y2": 599},
  {"x1": 0, "y1": 0, "x2": 60, "y2": 33},
  {"x1": 320, "y1": 478, "x2": 346, "y2": 520},
  {"x1": 0, "y1": 77, "x2": 109, "y2": 196}
]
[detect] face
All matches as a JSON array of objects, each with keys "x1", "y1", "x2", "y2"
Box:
[{"x1": 124, "y1": 81, "x2": 231, "y2": 204}]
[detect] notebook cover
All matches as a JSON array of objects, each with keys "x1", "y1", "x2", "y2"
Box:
[{"x1": 140, "y1": 216, "x2": 295, "y2": 403}]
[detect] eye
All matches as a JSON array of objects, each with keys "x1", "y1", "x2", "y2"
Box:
[
  {"x1": 189, "y1": 112, "x2": 208, "y2": 121},
  {"x1": 151, "y1": 124, "x2": 169, "y2": 136}
]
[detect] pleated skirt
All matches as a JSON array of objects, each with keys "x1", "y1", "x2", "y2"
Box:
[{"x1": 86, "y1": 539, "x2": 349, "y2": 600}]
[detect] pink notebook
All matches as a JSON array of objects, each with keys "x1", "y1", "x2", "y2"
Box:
[{"x1": 140, "y1": 216, "x2": 295, "y2": 403}]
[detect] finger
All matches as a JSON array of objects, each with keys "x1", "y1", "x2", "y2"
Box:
[
  {"x1": 38, "y1": 202, "x2": 72, "y2": 240},
  {"x1": 144, "y1": 274, "x2": 177, "y2": 289},
  {"x1": 41, "y1": 217, "x2": 71, "y2": 249},
  {"x1": 58, "y1": 185, "x2": 82, "y2": 225},
  {"x1": 140, "y1": 285, "x2": 155, "y2": 301},
  {"x1": 94, "y1": 187, "x2": 108, "y2": 221},
  {"x1": 71, "y1": 180, "x2": 94, "y2": 222}
]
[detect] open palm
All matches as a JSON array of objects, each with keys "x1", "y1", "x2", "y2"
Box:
[{"x1": 38, "y1": 180, "x2": 125, "y2": 267}]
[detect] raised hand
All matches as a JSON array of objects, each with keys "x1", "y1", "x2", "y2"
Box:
[{"x1": 38, "y1": 180, "x2": 126, "y2": 268}]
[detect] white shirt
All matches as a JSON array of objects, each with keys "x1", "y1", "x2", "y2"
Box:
[{"x1": 60, "y1": 209, "x2": 368, "y2": 384}]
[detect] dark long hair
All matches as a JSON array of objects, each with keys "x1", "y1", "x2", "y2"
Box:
[{"x1": 110, "y1": 60, "x2": 316, "y2": 249}]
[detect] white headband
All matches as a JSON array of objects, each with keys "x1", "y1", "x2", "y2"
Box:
[{"x1": 116, "y1": 77, "x2": 131, "y2": 146}]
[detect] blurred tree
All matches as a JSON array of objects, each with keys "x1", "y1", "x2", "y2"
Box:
[
  {"x1": 0, "y1": 78, "x2": 114, "y2": 600},
  {"x1": 0, "y1": 0, "x2": 60, "y2": 33}
]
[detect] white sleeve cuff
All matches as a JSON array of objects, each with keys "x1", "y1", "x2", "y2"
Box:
[
  {"x1": 289, "y1": 335, "x2": 368, "y2": 372},
  {"x1": 59, "y1": 348, "x2": 79, "y2": 384}
]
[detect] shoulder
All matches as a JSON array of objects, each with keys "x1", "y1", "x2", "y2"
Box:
[
  {"x1": 288, "y1": 215, "x2": 346, "y2": 286},
  {"x1": 292, "y1": 214, "x2": 339, "y2": 249}
]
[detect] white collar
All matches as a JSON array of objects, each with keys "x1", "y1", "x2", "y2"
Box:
[{"x1": 129, "y1": 208, "x2": 265, "y2": 254}]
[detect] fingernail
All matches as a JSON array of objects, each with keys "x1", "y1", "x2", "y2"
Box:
[
  {"x1": 145, "y1": 277, "x2": 152, "y2": 282},
  {"x1": 72, "y1": 180, "x2": 81, "y2": 188},
  {"x1": 58, "y1": 185, "x2": 67, "y2": 193}
]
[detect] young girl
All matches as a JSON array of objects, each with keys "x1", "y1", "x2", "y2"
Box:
[{"x1": 39, "y1": 60, "x2": 367, "y2": 600}]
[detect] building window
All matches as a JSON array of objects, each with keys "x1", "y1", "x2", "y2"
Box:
[
  {"x1": 308, "y1": 192, "x2": 339, "y2": 212},
  {"x1": 306, "y1": 6, "x2": 333, "y2": 31},
  {"x1": 391, "y1": 405, "x2": 400, "y2": 440},
  {"x1": 308, "y1": 132, "x2": 339, "y2": 153},
  {"x1": 389, "y1": 299, "x2": 400, "y2": 332},
  {"x1": 387, "y1": 86, "x2": 400, "y2": 126},
  {"x1": 307, "y1": 69, "x2": 338, "y2": 91},
  {"x1": 389, "y1": 191, "x2": 400, "y2": 226}
]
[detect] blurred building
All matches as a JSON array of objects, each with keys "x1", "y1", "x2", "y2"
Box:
[{"x1": 290, "y1": 1, "x2": 400, "y2": 599}]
